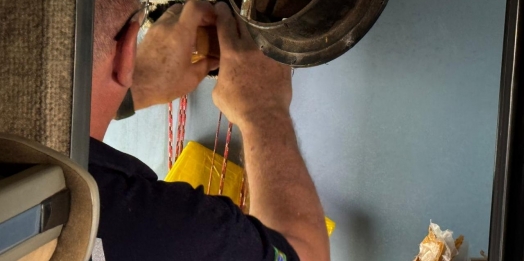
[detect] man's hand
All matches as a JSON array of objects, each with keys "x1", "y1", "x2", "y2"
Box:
[
  {"x1": 211, "y1": 4, "x2": 292, "y2": 129},
  {"x1": 212, "y1": 3, "x2": 330, "y2": 261},
  {"x1": 131, "y1": 1, "x2": 219, "y2": 111}
]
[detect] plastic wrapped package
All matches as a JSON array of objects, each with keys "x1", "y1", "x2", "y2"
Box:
[{"x1": 413, "y1": 222, "x2": 465, "y2": 261}]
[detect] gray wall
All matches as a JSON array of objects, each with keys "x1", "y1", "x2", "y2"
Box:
[{"x1": 104, "y1": 0, "x2": 506, "y2": 259}]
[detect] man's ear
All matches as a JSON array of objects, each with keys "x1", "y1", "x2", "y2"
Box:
[{"x1": 113, "y1": 21, "x2": 140, "y2": 88}]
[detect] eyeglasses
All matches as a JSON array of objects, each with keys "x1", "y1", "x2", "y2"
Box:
[
  {"x1": 136, "y1": 0, "x2": 151, "y2": 28},
  {"x1": 115, "y1": 0, "x2": 151, "y2": 40}
]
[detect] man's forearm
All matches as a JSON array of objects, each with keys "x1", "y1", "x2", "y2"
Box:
[{"x1": 240, "y1": 113, "x2": 330, "y2": 261}]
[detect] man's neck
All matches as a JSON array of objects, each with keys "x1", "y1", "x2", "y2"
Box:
[
  {"x1": 90, "y1": 110, "x2": 113, "y2": 141},
  {"x1": 91, "y1": 71, "x2": 128, "y2": 141}
]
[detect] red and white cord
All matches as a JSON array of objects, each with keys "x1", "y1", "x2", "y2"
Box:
[{"x1": 169, "y1": 95, "x2": 243, "y2": 204}]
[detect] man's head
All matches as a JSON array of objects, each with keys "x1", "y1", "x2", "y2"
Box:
[
  {"x1": 94, "y1": 0, "x2": 141, "y2": 65},
  {"x1": 91, "y1": 0, "x2": 142, "y2": 140}
]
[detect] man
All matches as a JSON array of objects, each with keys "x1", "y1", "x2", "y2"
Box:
[{"x1": 90, "y1": 0, "x2": 329, "y2": 260}]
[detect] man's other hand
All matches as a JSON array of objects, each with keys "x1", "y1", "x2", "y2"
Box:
[
  {"x1": 132, "y1": 1, "x2": 220, "y2": 111},
  {"x1": 212, "y1": 2, "x2": 292, "y2": 129}
]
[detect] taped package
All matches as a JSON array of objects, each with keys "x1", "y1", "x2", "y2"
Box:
[
  {"x1": 165, "y1": 141, "x2": 336, "y2": 236},
  {"x1": 414, "y1": 221, "x2": 464, "y2": 261}
]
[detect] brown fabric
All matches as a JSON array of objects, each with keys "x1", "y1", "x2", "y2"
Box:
[
  {"x1": 18, "y1": 239, "x2": 58, "y2": 261},
  {"x1": 0, "y1": 0, "x2": 76, "y2": 155},
  {"x1": 0, "y1": 135, "x2": 98, "y2": 261}
]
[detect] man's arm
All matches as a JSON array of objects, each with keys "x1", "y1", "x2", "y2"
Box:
[
  {"x1": 212, "y1": 3, "x2": 330, "y2": 260},
  {"x1": 242, "y1": 115, "x2": 330, "y2": 261}
]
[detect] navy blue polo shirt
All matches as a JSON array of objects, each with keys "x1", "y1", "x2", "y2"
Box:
[{"x1": 88, "y1": 138, "x2": 299, "y2": 261}]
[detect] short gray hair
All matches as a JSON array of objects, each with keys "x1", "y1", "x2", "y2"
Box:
[{"x1": 93, "y1": 0, "x2": 139, "y2": 63}]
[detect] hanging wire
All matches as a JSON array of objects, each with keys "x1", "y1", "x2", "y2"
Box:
[
  {"x1": 169, "y1": 99, "x2": 246, "y2": 209},
  {"x1": 175, "y1": 95, "x2": 188, "y2": 161},
  {"x1": 218, "y1": 122, "x2": 233, "y2": 195},
  {"x1": 168, "y1": 102, "x2": 174, "y2": 170},
  {"x1": 207, "y1": 112, "x2": 223, "y2": 194},
  {"x1": 239, "y1": 173, "x2": 247, "y2": 211}
]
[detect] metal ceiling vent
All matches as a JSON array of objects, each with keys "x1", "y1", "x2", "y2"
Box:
[{"x1": 231, "y1": 0, "x2": 388, "y2": 67}]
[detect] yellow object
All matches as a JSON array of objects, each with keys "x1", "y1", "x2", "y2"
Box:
[
  {"x1": 325, "y1": 217, "x2": 336, "y2": 236},
  {"x1": 165, "y1": 141, "x2": 336, "y2": 236},
  {"x1": 165, "y1": 141, "x2": 245, "y2": 205}
]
